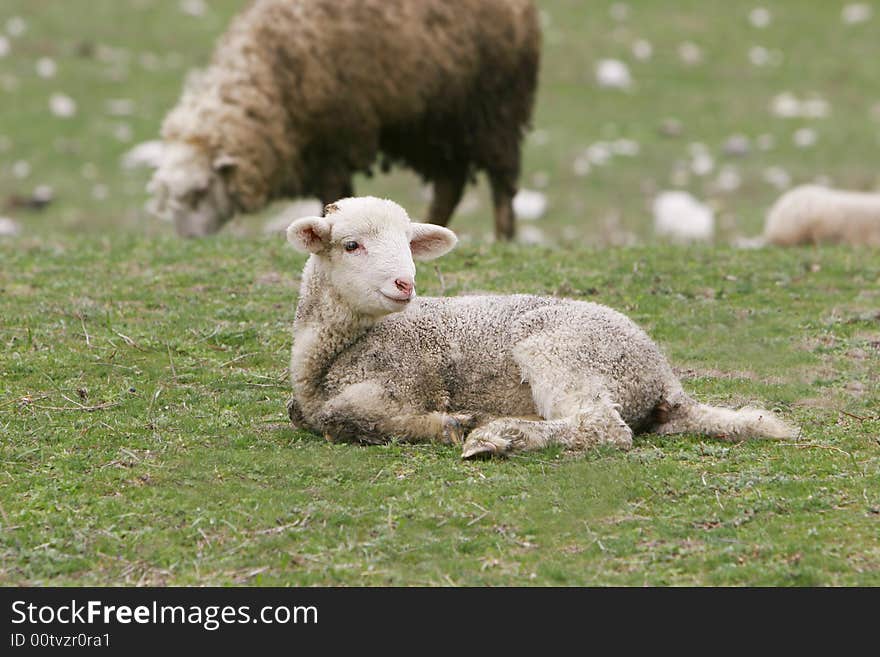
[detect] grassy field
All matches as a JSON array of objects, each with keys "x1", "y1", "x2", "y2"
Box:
[
  {"x1": 2, "y1": 238, "x2": 879, "y2": 585},
  {"x1": 1, "y1": 1, "x2": 879, "y2": 585}
]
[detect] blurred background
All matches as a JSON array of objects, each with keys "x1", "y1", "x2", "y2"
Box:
[{"x1": 1, "y1": 0, "x2": 878, "y2": 244}]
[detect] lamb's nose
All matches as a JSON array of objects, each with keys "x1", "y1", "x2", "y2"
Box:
[{"x1": 394, "y1": 278, "x2": 414, "y2": 297}]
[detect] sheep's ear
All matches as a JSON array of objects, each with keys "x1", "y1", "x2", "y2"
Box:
[
  {"x1": 409, "y1": 223, "x2": 458, "y2": 261},
  {"x1": 212, "y1": 153, "x2": 237, "y2": 173},
  {"x1": 287, "y1": 216, "x2": 331, "y2": 254}
]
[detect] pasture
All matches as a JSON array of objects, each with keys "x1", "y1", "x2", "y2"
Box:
[{"x1": 1, "y1": 1, "x2": 879, "y2": 585}]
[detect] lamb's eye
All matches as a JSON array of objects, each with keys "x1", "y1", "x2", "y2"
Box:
[{"x1": 343, "y1": 240, "x2": 360, "y2": 252}]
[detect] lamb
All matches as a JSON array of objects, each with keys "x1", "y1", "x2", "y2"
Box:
[
  {"x1": 764, "y1": 185, "x2": 880, "y2": 246},
  {"x1": 285, "y1": 196, "x2": 797, "y2": 459},
  {"x1": 148, "y1": 0, "x2": 540, "y2": 240}
]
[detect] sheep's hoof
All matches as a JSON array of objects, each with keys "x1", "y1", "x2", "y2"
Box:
[
  {"x1": 287, "y1": 397, "x2": 305, "y2": 428},
  {"x1": 442, "y1": 414, "x2": 476, "y2": 445},
  {"x1": 461, "y1": 433, "x2": 512, "y2": 459},
  {"x1": 600, "y1": 423, "x2": 634, "y2": 450}
]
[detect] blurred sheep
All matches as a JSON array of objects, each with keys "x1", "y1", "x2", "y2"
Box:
[{"x1": 148, "y1": 0, "x2": 541, "y2": 239}]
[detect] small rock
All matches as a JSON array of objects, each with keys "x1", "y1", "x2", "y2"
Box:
[
  {"x1": 763, "y1": 166, "x2": 791, "y2": 190},
  {"x1": 632, "y1": 39, "x2": 653, "y2": 61},
  {"x1": 609, "y1": 2, "x2": 629, "y2": 21},
  {"x1": 596, "y1": 59, "x2": 632, "y2": 90},
  {"x1": 5, "y1": 17, "x2": 26, "y2": 37},
  {"x1": 0, "y1": 36, "x2": 10, "y2": 58},
  {"x1": 793, "y1": 127, "x2": 818, "y2": 148},
  {"x1": 749, "y1": 7, "x2": 772, "y2": 28},
  {"x1": 11, "y1": 160, "x2": 30, "y2": 179},
  {"x1": 659, "y1": 118, "x2": 684, "y2": 137},
  {"x1": 49, "y1": 93, "x2": 77, "y2": 118},
  {"x1": 36, "y1": 57, "x2": 57, "y2": 79},
  {"x1": 0, "y1": 217, "x2": 21, "y2": 236},
  {"x1": 842, "y1": 3, "x2": 872, "y2": 24},
  {"x1": 180, "y1": 0, "x2": 207, "y2": 17},
  {"x1": 678, "y1": 41, "x2": 703, "y2": 65},
  {"x1": 517, "y1": 225, "x2": 546, "y2": 245},
  {"x1": 723, "y1": 134, "x2": 751, "y2": 156},
  {"x1": 653, "y1": 190, "x2": 714, "y2": 243},
  {"x1": 513, "y1": 189, "x2": 548, "y2": 221}
]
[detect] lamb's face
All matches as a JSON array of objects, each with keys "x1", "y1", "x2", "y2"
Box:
[
  {"x1": 287, "y1": 197, "x2": 458, "y2": 317},
  {"x1": 147, "y1": 141, "x2": 235, "y2": 237}
]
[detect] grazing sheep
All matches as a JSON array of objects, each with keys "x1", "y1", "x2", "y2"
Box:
[
  {"x1": 149, "y1": 0, "x2": 540, "y2": 240},
  {"x1": 764, "y1": 185, "x2": 880, "y2": 246},
  {"x1": 285, "y1": 197, "x2": 797, "y2": 458}
]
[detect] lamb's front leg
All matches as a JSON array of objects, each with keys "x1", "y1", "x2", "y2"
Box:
[{"x1": 315, "y1": 382, "x2": 477, "y2": 446}]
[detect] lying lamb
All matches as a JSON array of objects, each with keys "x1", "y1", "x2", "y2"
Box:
[
  {"x1": 764, "y1": 185, "x2": 880, "y2": 246},
  {"x1": 286, "y1": 197, "x2": 797, "y2": 458},
  {"x1": 149, "y1": 0, "x2": 540, "y2": 240}
]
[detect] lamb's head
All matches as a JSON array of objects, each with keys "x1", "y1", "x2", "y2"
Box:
[
  {"x1": 147, "y1": 141, "x2": 236, "y2": 237},
  {"x1": 287, "y1": 197, "x2": 457, "y2": 317}
]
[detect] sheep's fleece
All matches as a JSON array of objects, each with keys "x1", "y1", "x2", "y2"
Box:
[
  {"x1": 286, "y1": 198, "x2": 797, "y2": 458},
  {"x1": 764, "y1": 185, "x2": 880, "y2": 246},
  {"x1": 151, "y1": 0, "x2": 540, "y2": 240}
]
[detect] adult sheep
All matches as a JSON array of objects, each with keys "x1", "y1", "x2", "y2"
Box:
[
  {"x1": 284, "y1": 196, "x2": 797, "y2": 458},
  {"x1": 764, "y1": 185, "x2": 880, "y2": 246},
  {"x1": 148, "y1": 0, "x2": 541, "y2": 240}
]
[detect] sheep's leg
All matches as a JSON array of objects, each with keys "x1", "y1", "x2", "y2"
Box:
[
  {"x1": 488, "y1": 169, "x2": 517, "y2": 241},
  {"x1": 460, "y1": 401, "x2": 632, "y2": 458},
  {"x1": 461, "y1": 347, "x2": 632, "y2": 458},
  {"x1": 315, "y1": 382, "x2": 479, "y2": 446},
  {"x1": 321, "y1": 409, "x2": 479, "y2": 446},
  {"x1": 427, "y1": 171, "x2": 467, "y2": 227}
]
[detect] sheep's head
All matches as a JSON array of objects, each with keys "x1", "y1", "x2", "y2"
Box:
[
  {"x1": 147, "y1": 141, "x2": 236, "y2": 237},
  {"x1": 287, "y1": 197, "x2": 457, "y2": 317}
]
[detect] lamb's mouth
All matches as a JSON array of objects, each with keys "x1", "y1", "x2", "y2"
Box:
[{"x1": 380, "y1": 292, "x2": 411, "y2": 305}]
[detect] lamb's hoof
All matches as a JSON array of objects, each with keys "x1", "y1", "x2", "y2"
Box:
[
  {"x1": 461, "y1": 431, "x2": 513, "y2": 459},
  {"x1": 442, "y1": 414, "x2": 476, "y2": 445},
  {"x1": 601, "y1": 424, "x2": 634, "y2": 450}
]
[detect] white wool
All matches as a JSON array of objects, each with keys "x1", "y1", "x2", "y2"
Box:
[
  {"x1": 652, "y1": 191, "x2": 714, "y2": 243},
  {"x1": 764, "y1": 185, "x2": 880, "y2": 246},
  {"x1": 121, "y1": 140, "x2": 165, "y2": 169}
]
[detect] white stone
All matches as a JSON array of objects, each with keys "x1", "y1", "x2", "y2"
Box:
[
  {"x1": 653, "y1": 191, "x2": 714, "y2": 243},
  {"x1": 0, "y1": 217, "x2": 21, "y2": 237},
  {"x1": 36, "y1": 57, "x2": 57, "y2": 78},
  {"x1": 596, "y1": 59, "x2": 632, "y2": 89},
  {"x1": 513, "y1": 189, "x2": 548, "y2": 221},
  {"x1": 678, "y1": 41, "x2": 703, "y2": 65},
  {"x1": 842, "y1": 3, "x2": 872, "y2": 24},
  {"x1": 49, "y1": 93, "x2": 77, "y2": 118},
  {"x1": 793, "y1": 127, "x2": 818, "y2": 148},
  {"x1": 749, "y1": 7, "x2": 772, "y2": 28},
  {"x1": 632, "y1": 39, "x2": 653, "y2": 61}
]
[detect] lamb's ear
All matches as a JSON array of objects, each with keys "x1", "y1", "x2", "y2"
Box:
[
  {"x1": 287, "y1": 216, "x2": 331, "y2": 254},
  {"x1": 409, "y1": 222, "x2": 458, "y2": 261},
  {"x1": 212, "y1": 153, "x2": 237, "y2": 174}
]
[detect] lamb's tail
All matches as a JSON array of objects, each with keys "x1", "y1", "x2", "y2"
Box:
[{"x1": 655, "y1": 396, "x2": 798, "y2": 441}]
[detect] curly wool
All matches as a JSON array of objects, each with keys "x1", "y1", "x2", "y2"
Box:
[
  {"x1": 160, "y1": 0, "x2": 540, "y2": 215},
  {"x1": 287, "y1": 198, "x2": 798, "y2": 458},
  {"x1": 764, "y1": 185, "x2": 880, "y2": 246}
]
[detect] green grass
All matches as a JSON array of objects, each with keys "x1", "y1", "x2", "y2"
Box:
[
  {"x1": 1, "y1": 1, "x2": 879, "y2": 585},
  {"x1": 2, "y1": 238, "x2": 879, "y2": 585}
]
